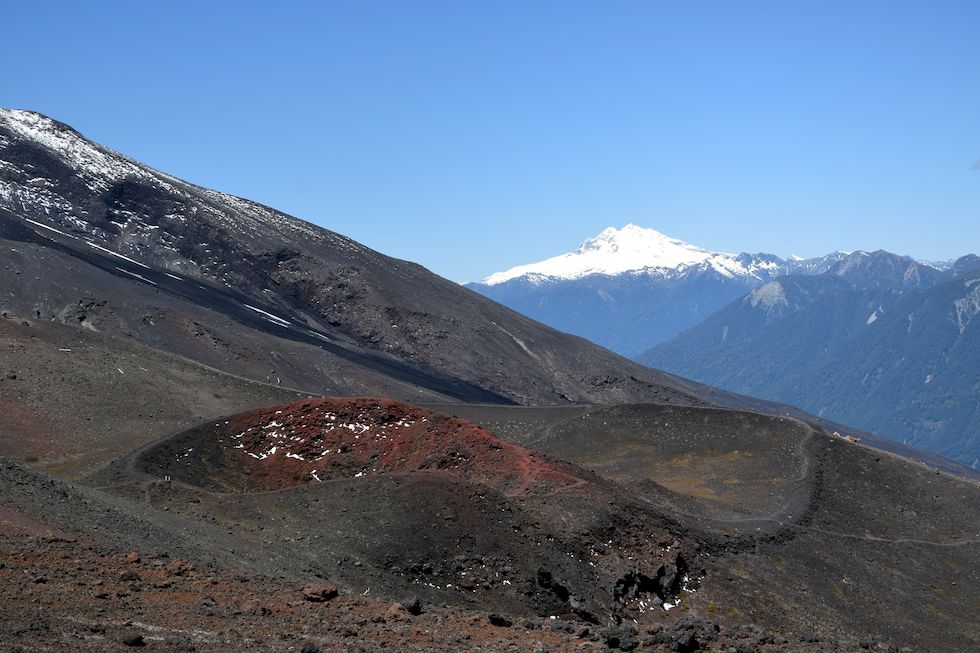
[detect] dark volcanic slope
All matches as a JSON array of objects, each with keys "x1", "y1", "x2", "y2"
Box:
[
  {"x1": 86, "y1": 398, "x2": 980, "y2": 652},
  {"x1": 1, "y1": 454, "x2": 897, "y2": 653},
  {"x1": 0, "y1": 209, "x2": 511, "y2": 406},
  {"x1": 0, "y1": 108, "x2": 715, "y2": 407},
  {"x1": 0, "y1": 316, "x2": 303, "y2": 478},
  {"x1": 94, "y1": 397, "x2": 701, "y2": 625},
  {"x1": 427, "y1": 402, "x2": 980, "y2": 653}
]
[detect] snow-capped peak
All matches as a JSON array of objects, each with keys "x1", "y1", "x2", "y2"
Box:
[{"x1": 482, "y1": 224, "x2": 719, "y2": 285}]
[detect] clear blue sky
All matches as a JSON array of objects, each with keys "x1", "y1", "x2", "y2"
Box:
[{"x1": 4, "y1": 1, "x2": 978, "y2": 281}]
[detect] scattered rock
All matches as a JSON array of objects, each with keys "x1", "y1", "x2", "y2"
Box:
[
  {"x1": 300, "y1": 643, "x2": 321, "y2": 653},
  {"x1": 240, "y1": 600, "x2": 270, "y2": 616},
  {"x1": 302, "y1": 583, "x2": 338, "y2": 602},
  {"x1": 384, "y1": 602, "x2": 409, "y2": 622},
  {"x1": 119, "y1": 570, "x2": 140, "y2": 582},
  {"x1": 602, "y1": 626, "x2": 638, "y2": 651},
  {"x1": 403, "y1": 594, "x2": 424, "y2": 615},
  {"x1": 552, "y1": 620, "x2": 577, "y2": 634},
  {"x1": 164, "y1": 635, "x2": 193, "y2": 650},
  {"x1": 119, "y1": 630, "x2": 145, "y2": 647},
  {"x1": 488, "y1": 613, "x2": 513, "y2": 627},
  {"x1": 166, "y1": 560, "x2": 194, "y2": 576}
]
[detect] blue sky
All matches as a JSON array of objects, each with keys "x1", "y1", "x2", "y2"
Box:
[{"x1": 4, "y1": 1, "x2": 978, "y2": 281}]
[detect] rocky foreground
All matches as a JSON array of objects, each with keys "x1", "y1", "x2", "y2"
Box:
[{"x1": 1, "y1": 528, "x2": 902, "y2": 652}]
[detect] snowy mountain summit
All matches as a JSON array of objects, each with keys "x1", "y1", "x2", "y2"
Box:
[
  {"x1": 482, "y1": 224, "x2": 778, "y2": 285},
  {"x1": 469, "y1": 224, "x2": 954, "y2": 358}
]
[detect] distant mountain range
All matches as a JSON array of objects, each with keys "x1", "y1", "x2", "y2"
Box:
[
  {"x1": 642, "y1": 253, "x2": 980, "y2": 468},
  {"x1": 472, "y1": 225, "x2": 979, "y2": 468},
  {"x1": 467, "y1": 224, "x2": 966, "y2": 357}
]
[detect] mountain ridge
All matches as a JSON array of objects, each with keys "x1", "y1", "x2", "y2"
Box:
[
  {"x1": 468, "y1": 224, "x2": 971, "y2": 357},
  {"x1": 642, "y1": 267, "x2": 980, "y2": 468},
  {"x1": 0, "y1": 108, "x2": 724, "y2": 408}
]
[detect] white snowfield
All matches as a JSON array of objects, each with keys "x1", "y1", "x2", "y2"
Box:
[{"x1": 481, "y1": 224, "x2": 779, "y2": 285}]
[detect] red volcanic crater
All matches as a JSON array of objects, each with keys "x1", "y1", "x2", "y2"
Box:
[{"x1": 203, "y1": 397, "x2": 584, "y2": 495}]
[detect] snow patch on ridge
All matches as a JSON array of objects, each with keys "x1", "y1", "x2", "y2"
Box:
[
  {"x1": 243, "y1": 304, "x2": 292, "y2": 327},
  {"x1": 0, "y1": 109, "x2": 373, "y2": 281},
  {"x1": 866, "y1": 306, "x2": 884, "y2": 325},
  {"x1": 0, "y1": 109, "x2": 164, "y2": 194},
  {"x1": 747, "y1": 281, "x2": 788, "y2": 311},
  {"x1": 953, "y1": 284, "x2": 980, "y2": 334}
]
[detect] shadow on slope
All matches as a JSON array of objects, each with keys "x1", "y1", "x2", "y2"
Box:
[
  {"x1": 432, "y1": 402, "x2": 980, "y2": 653},
  {"x1": 92, "y1": 398, "x2": 703, "y2": 625}
]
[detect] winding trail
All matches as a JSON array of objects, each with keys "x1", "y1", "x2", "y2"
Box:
[{"x1": 627, "y1": 420, "x2": 980, "y2": 549}]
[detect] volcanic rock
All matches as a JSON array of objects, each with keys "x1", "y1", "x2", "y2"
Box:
[
  {"x1": 302, "y1": 583, "x2": 339, "y2": 603},
  {"x1": 119, "y1": 630, "x2": 145, "y2": 647},
  {"x1": 488, "y1": 613, "x2": 513, "y2": 627}
]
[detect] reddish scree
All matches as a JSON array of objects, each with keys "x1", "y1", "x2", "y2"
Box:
[{"x1": 219, "y1": 397, "x2": 585, "y2": 495}]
